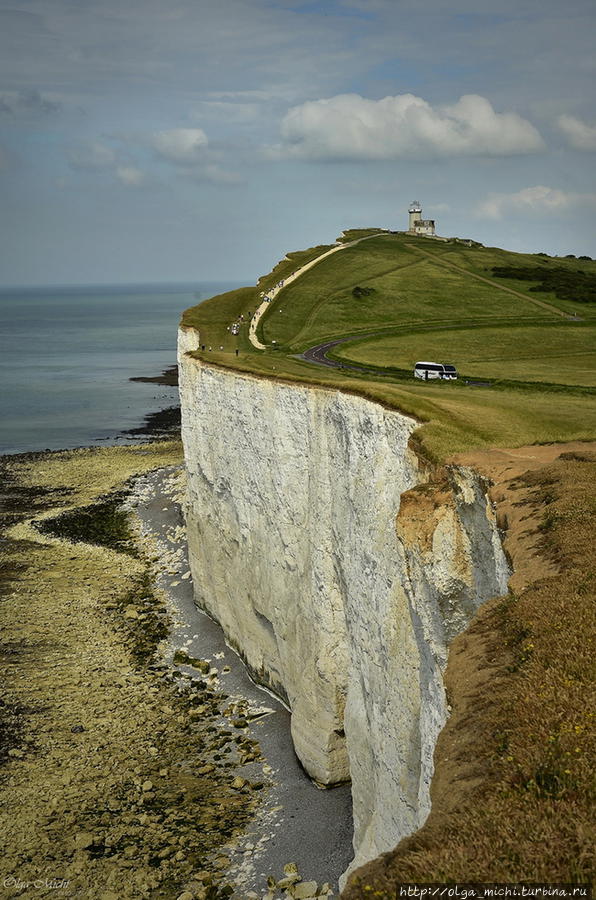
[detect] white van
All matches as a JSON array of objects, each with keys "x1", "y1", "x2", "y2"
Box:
[
  {"x1": 414, "y1": 361, "x2": 445, "y2": 380},
  {"x1": 443, "y1": 364, "x2": 458, "y2": 380}
]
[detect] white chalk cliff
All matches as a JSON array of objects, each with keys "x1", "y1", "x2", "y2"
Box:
[{"x1": 178, "y1": 326, "x2": 509, "y2": 876}]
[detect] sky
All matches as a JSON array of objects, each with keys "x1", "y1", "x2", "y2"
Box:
[{"x1": 0, "y1": 0, "x2": 595, "y2": 286}]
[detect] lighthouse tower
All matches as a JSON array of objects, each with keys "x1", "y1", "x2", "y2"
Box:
[
  {"x1": 408, "y1": 200, "x2": 422, "y2": 231},
  {"x1": 408, "y1": 201, "x2": 436, "y2": 236}
]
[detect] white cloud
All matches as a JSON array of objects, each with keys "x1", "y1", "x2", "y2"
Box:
[
  {"x1": 478, "y1": 186, "x2": 596, "y2": 220},
  {"x1": 269, "y1": 93, "x2": 545, "y2": 161},
  {"x1": 557, "y1": 114, "x2": 596, "y2": 151},
  {"x1": 68, "y1": 141, "x2": 116, "y2": 169},
  {"x1": 151, "y1": 128, "x2": 208, "y2": 164},
  {"x1": 116, "y1": 165, "x2": 145, "y2": 186}
]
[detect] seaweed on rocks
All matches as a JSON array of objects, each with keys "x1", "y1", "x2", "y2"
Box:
[
  {"x1": 123, "y1": 404, "x2": 181, "y2": 439},
  {"x1": 1, "y1": 444, "x2": 266, "y2": 899},
  {"x1": 129, "y1": 364, "x2": 179, "y2": 387},
  {"x1": 0, "y1": 691, "x2": 31, "y2": 767},
  {"x1": 36, "y1": 490, "x2": 139, "y2": 557},
  {"x1": 105, "y1": 569, "x2": 170, "y2": 665}
]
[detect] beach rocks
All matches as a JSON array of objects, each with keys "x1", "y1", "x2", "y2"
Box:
[
  {"x1": 74, "y1": 832, "x2": 95, "y2": 850},
  {"x1": 293, "y1": 882, "x2": 319, "y2": 899},
  {"x1": 255, "y1": 865, "x2": 334, "y2": 900},
  {"x1": 231, "y1": 776, "x2": 247, "y2": 790},
  {"x1": 0, "y1": 443, "x2": 266, "y2": 900},
  {"x1": 173, "y1": 649, "x2": 212, "y2": 674}
]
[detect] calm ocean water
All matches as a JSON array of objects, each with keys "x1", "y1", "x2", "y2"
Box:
[{"x1": 0, "y1": 282, "x2": 242, "y2": 455}]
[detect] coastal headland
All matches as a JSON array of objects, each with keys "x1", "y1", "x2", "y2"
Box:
[
  {"x1": 177, "y1": 229, "x2": 595, "y2": 892},
  {"x1": 1, "y1": 228, "x2": 595, "y2": 898}
]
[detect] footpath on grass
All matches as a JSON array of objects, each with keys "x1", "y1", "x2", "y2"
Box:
[
  {"x1": 405, "y1": 243, "x2": 571, "y2": 319},
  {"x1": 249, "y1": 232, "x2": 386, "y2": 350}
]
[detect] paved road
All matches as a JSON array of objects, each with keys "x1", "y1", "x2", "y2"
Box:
[
  {"x1": 302, "y1": 337, "x2": 356, "y2": 368},
  {"x1": 301, "y1": 333, "x2": 394, "y2": 377},
  {"x1": 301, "y1": 336, "x2": 495, "y2": 388}
]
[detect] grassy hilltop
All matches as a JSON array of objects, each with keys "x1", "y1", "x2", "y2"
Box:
[
  {"x1": 181, "y1": 234, "x2": 596, "y2": 888},
  {"x1": 181, "y1": 229, "x2": 596, "y2": 460}
]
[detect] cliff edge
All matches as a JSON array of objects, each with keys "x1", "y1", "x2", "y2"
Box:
[{"x1": 178, "y1": 325, "x2": 509, "y2": 876}]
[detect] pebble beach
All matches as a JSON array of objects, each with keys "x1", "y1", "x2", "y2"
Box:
[{"x1": 0, "y1": 434, "x2": 353, "y2": 899}]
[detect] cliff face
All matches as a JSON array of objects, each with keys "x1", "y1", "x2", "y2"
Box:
[{"x1": 178, "y1": 326, "x2": 509, "y2": 874}]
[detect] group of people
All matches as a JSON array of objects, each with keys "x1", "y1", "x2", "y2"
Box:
[
  {"x1": 259, "y1": 277, "x2": 288, "y2": 305},
  {"x1": 227, "y1": 310, "x2": 254, "y2": 336},
  {"x1": 200, "y1": 342, "x2": 240, "y2": 357},
  {"x1": 202, "y1": 273, "x2": 294, "y2": 355}
]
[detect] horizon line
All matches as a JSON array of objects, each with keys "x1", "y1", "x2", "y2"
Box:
[{"x1": 0, "y1": 278, "x2": 252, "y2": 293}]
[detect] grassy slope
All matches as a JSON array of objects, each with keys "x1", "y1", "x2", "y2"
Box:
[
  {"x1": 179, "y1": 237, "x2": 596, "y2": 890},
  {"x1": 417, "y1": 242, "x2": 596, "y2": 319},
  {"x1": 343, "y1": 450, "x2": 596, "y2": 893},
  {"x1": 332, "y1": 321, "x2": 595, "y2": 386},
  {"x1": 180, "y1": 230, "x2": 596, "y2": 460}
]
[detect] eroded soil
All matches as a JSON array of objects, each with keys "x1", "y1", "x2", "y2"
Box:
[{"x1": 343, "y1": 441, "x2": 596, "y2": 895}]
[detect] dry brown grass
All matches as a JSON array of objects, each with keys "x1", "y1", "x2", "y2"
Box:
[{"x1": 343, "y1": 451, "x2": 595, "y2": 895}]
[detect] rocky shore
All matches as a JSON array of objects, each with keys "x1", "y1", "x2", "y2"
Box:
[
  {"x1": 0, "y1": 440, "x2": 352, "y2": 899},
  {"x1": 130, "y1": 466, "x2": 353, "y2": 897}
]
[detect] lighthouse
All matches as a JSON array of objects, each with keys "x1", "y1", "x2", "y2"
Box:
[
  {"x1": 408, "y1": 200, "x2": 422, "y2": 231},
  {"x1": 408, "y1": 201, "x2": 435, "y2": 236}
]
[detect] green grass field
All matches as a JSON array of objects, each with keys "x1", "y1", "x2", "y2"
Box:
[
  {"x1": 180, "y1": 230, "x2": 596, "y2": 460},
  {"x1": 402, "y1": 241, "x2": 596, "y2": 318},
  {"x1": 331, "y1": 321, "x2": 596, "y2": 386}
]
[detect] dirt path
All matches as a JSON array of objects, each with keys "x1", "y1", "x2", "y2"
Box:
[
  {"x1": 405, "y1": 244, "x2": 570, "y2": 319},
  {"x1": 249, "y1": 232, "x2": 387, "y2": 350}
]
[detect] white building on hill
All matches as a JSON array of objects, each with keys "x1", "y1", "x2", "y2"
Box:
[{"x1": 408, "y1": 201, "x2": 435, "y2": 236}]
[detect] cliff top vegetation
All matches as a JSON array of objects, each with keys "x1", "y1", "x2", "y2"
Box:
[
  {"x1": 343, "y1": 448, "x2": 596, "y2": 892},
  {"x1": 181, "y1": 229, "x2": 596, "y2": 461}
]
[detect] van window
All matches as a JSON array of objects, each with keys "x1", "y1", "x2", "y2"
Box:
[
  {"x1": 415, "y1": 362, "x2": 444, "y2": 372},
  {"x1": 414, "y1": 362, "x2": 445, "y2": 379}
]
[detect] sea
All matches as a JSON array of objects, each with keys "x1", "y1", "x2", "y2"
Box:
[{"x1": 0, "y1": 282, "x2": 242, "y2": 456}]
